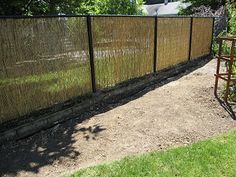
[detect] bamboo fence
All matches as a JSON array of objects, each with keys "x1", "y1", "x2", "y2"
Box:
[
  {"x1": 0, "y1": 16, "x2": 214, "y2": 124},
  {"x1": 191, "y1": 18, "x2": 214, "y2": 59},
  {"x1": 156, "y1": 18, "x2": 191, "y2": 70}
]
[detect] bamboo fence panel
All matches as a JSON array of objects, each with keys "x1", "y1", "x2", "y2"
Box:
[
  {"x1": 156, "y1": 18, "x2": 191, "y2": 70},
  {"x1": 191, "y1": 18, "x2": 213, "y2": 59},
  {"x1": 92, "y1": 17, "x2": 154, "y2": 89},
  {"x1": 0, "y1": 17, "x2": 92, "y2": 123},
  {"x1": 0, "y1": 16, "x2": 214, "y2": 125}
]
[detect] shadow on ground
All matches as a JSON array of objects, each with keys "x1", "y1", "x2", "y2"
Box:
[
  {"x1": 0, "y1": 122, "x2": 106, "y2": 176},
  {"x1": 1, "y1": 58, "x2": 231, "y2": 176},
  {"x1": 216, "y1": 97, "x2": 236, "y2": 120}
]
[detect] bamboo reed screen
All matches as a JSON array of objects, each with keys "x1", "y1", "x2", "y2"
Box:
[
  {"x1": 156, "y1": 18, "x2": 191, "y2": 70},
  {"x1": 0, "y1": 17, "x2": 92, "y2": 123},
  {"x1": 92, "y1": 17, "x2": 154, "y2": 89},
  {"x1": 191, "y1": 18, "x2": 214, "y2": 59},
  {"x1": 0, "y1": 16, "x2": 214, "y2": 124}
]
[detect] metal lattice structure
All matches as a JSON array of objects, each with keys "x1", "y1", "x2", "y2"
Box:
[{"x1": 214, "y1": 36, "x2": 236, "y2": 101}]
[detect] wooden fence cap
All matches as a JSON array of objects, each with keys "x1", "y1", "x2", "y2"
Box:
[{"x1": 219, "y1": 36, "x2": 236, "y2": 41}]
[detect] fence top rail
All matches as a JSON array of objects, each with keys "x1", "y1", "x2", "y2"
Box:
[{"x1": 0, "y1": 14, "x2": 216, "y2": 19}]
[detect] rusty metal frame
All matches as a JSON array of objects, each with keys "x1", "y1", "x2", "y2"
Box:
[{"x1": 214, "y1": 36, "x2": 236, "y2": 101}]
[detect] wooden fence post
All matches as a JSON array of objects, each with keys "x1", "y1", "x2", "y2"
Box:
[
  {"x1": 188, "y1": 17, "x2": 193, "y2": 61},
  {"x1": 153, "y1": 16, "x2": 158, "y2": 72},
  {"x1": 86, "y1": 15, "x2": 96, "y2": 93},
  {"x1": 210, "y1": 17, "x2": 215, "y2": 55}
]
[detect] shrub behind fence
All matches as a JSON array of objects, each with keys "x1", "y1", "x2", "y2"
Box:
[{"x1": 0, "y1": 16, "x2": 214, "y2": 124}]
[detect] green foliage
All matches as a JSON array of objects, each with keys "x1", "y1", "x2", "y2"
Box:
[
  {"x1": 212, "y1": 2, "x2": 236, "y2": 54},
  {"x1": 97, "y1": 0, "x2": 144, "y2": 15},
  {"x1": 211, "y1": 2, "x2": 236, "y2": 101},
  {"x1": 214, "y1": 37, "x2": 236, "y2": 101},
  {"x1": 179, "y1": 0, "x2": 227, "y2": 15},
  {"x1": 227, "y1": 3, "x2": 236, "y2": 35},
  {"x1": 230, "y1": 70, "x2": 236, "y2": 101},
  {"x1": 226, "y1": 3, "x2": 236, "y2": 101},
  {"x1": 212, "y1": 31, "x2": 227, "y2": 55},
  {"x1": 0, "y1": 0, "x2": 145, "y2": 16},
  {"x1": 71, "y1": 130, "x2": 236, "y2": 177},
  {"x1": 179, "y1": 0, "x2": 236, "y2": 15},
  {"x1": 0, "y1": 0, "x2": 82, "y2": 15}
]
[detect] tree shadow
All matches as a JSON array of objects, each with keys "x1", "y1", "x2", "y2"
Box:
[
  {"x1": 0, "y1": 120, "x2": 106, "y2": 176},
  {"x1": 78, "y1": 124, "x2": 106, "y2": 141},
  {"x1": 216, "y1": 96, "x2": 236, "y2": 120},
  {"x1": 0, "y1": 58, "x2": 211, "y2": 176}
]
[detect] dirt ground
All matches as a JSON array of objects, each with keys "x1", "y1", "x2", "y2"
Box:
[{"x1": 1, "y1": 59, "x2": 236, "y2": 177}]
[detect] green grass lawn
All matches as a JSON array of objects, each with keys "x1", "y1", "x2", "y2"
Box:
[{"x1": 71, "y1": 130, "x2": 236, "y2": 177}]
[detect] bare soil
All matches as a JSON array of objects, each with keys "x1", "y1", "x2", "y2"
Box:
[{"x1": 1, "y1": 59, "x2": 236, "y2": 177}]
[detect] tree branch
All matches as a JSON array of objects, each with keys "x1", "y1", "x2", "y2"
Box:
[{"x1": 22, "y1": 0, "x2": 34, "y2": 14}]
